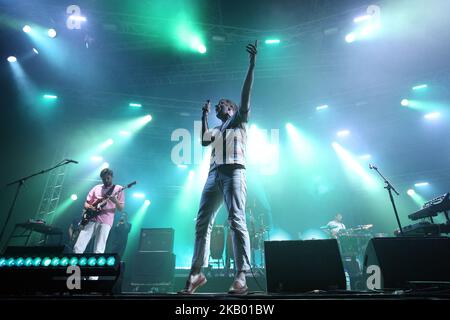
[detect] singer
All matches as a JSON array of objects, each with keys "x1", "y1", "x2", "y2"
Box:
[{"x1": 179, "y1": 42, "x2": 258, "y2": 295}]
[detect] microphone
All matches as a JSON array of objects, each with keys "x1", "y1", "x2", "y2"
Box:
[
  {"x1": 369, "y1": 163, "x2": 377, "y2": 170},
  {"x1": 65, "y1": 159, "x2": 79, "y2": 164}
]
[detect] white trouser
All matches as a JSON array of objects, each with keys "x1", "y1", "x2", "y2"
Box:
[{"x1": 73, "y1": 221, "x2": 111, "y2": 254}]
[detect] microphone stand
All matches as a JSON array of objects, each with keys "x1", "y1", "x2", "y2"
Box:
[
  {"x1": 369, "y1": 164, "x2": 403, "y2": 235},
  {"x1": 0, "y1": 159, "x2": 76, "y2": 249}
]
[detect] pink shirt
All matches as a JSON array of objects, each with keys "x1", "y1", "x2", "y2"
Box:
[{"x1": 86, "y1": 184, "x2": 125, "y2": 227}]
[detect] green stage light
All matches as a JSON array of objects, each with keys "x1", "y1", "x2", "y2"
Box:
[
  {"x1": 43, "y1": 94, "x2": 58, "y2": 100},
  {"x1": 129, "y1": 103, "x2": 142, "y2": 108},
  {"x1": 69, "y1": 257, "x2": 79, "y2": 266},
  {"x1": 197, "y1": 44, "x2": 207, "y2": 54},
  {"x1": 97, "y1": 257, "x2": 106, "y2": 266},
  {"x1": 106, "y1": 257, "x2": 115, "y2": 266},
  {"x1": 0, "y1": 258, "x2": 6, "y2": 267},
  {"x1": 7, "y1": 258, "x2": 15, "y2": 267},
  {"x1": 23, "y1": 25, "x2": 32, "y2": 33},
  {"x1": 265, "y1": 39, "x2": 280, "y2": 44},
  {"x1": 25, "y1": 257, "x2": 34, "y2": 267},
  {"x1": 42, "y1": 257, "x2": 52, "y2": 267},
  {"x1": 412, "y1": 84, "x2": 427, "y2": 91},
  {"x1": 51, "y1": 257, "x2": 60, "y2": 266},
  {"x1": 33, "y1": 257, "x2": 42, "y2": 267},
  {"x1": 60, "y1": 257, "x2": 69, "y2": 267},
  {"x1": 48, "y1": 28, "x2": 57, "y2": 38},
  {"x1": 88, "y1": 257, "x2": 97, "y2": 266},
  {"x1": 15, "y1": 258, "x2": 24, "y2": 267},
  {"x1": 79, "y1": 257, "x2": 87, "y2": 266}
]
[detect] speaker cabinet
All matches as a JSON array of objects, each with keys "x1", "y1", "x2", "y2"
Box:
[
  {"x1": 363, "y1": 237, "x2": 450, "y2": 289},
  {"x1": 138, "y1": 228, "x2": 174, "y2": 252},
  {"x1": 264, "y1": 239, "x2": 346, "y2": 293}
]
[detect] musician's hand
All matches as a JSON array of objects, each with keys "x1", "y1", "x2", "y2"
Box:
[
  {"x1": 87, "y1": 204, "x2": 97, "y2": 211},
  {"x1": 202, "y1": 100, "x2": 210, "y2": 115},
  {"x1": 108, "y1": 195, "x2": 119, "y2": 205}
]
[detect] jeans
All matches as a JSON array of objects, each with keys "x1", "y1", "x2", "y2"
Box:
[{"x1": 191, "y1": 165, "x2": 251, "y2": 272}]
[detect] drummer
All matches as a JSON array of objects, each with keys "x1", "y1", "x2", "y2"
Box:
[{"x1": 326, "y1": 213, "x2": 346, "y2": 238}]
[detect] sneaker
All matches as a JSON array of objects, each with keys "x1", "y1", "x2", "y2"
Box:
[
  {"x1": 178, "y1": 273, "x2": 207, "y2": 294},
  {"x1": 228, "y1": 279, "x2": 248, "y2": 295}
]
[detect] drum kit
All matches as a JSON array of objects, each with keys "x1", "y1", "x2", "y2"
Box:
[
  {"x1": 209, "y1": 201, "x2": 269, "y2": 270},
  {"x1": 320, "y1": 224, "x2": 388, "y2": 258}
]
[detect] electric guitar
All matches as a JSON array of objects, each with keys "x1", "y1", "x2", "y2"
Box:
[{"x1": 79, "y1": 181, "x2": 136, "y2": 227}]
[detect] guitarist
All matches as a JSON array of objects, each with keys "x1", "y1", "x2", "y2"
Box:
[{"x1": 73, "y1": 168, "x2": 125, "y2": 255}]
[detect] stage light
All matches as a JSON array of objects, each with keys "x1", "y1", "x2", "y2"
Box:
[
  {"x1": 48, "y1": 28, "x2": 57, "y2": 38},
  {"x1": 24, "y1": 257, "x2": 33, "y2": 267},
  {"x1": 7, "y1": 258, "x2": 15, "y2": 267},
  {"x1": 354, "y1": 15, "x2": 372, "y2": 23},
  {"x1": 407, "y1": 189, "x2": 415, "y2": 196},
  {"x1": 32, "y1": 48, "x2": 39, "y2": 54},
  {"x1": 265, "y1": 39, "x2": 280, "y2": 44},
  {"x1": 177, "y1": 164, "x2": 188, "y2": 169},
  {"x1": 337, "y1": 130, "x2": 350, "y2": 137},
  {"x1": 88, "y1": 257, "x2": 97, "y2": 266},
  {"x1": 332, "y1": 142, "x2": 376, "y2": 188},
  {"x1": 144, "y1": 199, "x2": 151, "y2": 206},
  {"x1": 91, "y1": 156, "x2": 103, "y2": 162},
  {"x1": 316, "y1": 104, "x2": 328, "y2": 111},
  {"x1": 360, "y1": 25, "x2": 376, "y2": 36},
  {"x1": 15, "y1": 258, "x2": 24, "y2": 267},
  {"x1": 97, "y1": 257, "x2": 106, "y2": 266},
  {"x1": 7, "y1": 56, "x2": 17, "y2": 63},
  {"x1": 129, "y1": 103, "x2": 142, "y2": 108},
  {"x1": 119, "y1": 130, "x2": 131, "y2": 136},
  {"x1": 106, "y1": 256, "x2": 116, "y2": 266},
  {"x1": 23, "y1": 25, "x2": 32, "y2": 33},
  {"x1": 143, "y1": 115, "x2": 152, "y2": 123},
  {"x1": 133, "y1": 192, "x2": 145, "y2": 199},
  {"x1": 79, "y1": 257, "x2": 87, "y2": 266},
  {"x1": 345, "y1": 33, "x2": 356, "y2": 43},
  {"x1": 401, "y1": 99, "x2": 410, "y2": 107},
  {"x1": 188, "y1": 170, "x2": 195, "y2": 180},
  {"x1": 100, "y1": 162, "x2": 110, "y2": 170},
  {"x1": 414, "y1": 182, "x2": 429, "y2": 187},
  {"x1": 51, "y1": 257, "x2": 60, "y2": 267},
  {"x1": 424, "y1": 112, "x2": 440, "y2": 120},
  {"x1": 60, "y1": 257, "x2": 69, "y2": 267},
  {"x1": 70, "y1": 194, "x2": 78, "y2": 201},
  {"x1": 42, "y1": 257, "x2": 52, "y2": 267},
  {"x1": 0, "y1": 258, "x2": 6, "y2": 267},
  {"x1": 197, "y1": 44, "x2": 207, "y2": 54},
  {"x1": 33, "y1": 257, "x2": 42, "y2": 267},
  {"x1": 69, "y1": 257, "x2": 78, "y2": 266},
  {"x1": 412, "y1": 84, "x2": 428, "y2": 91},
  {"x1": 43, "y1": 94, "x2": 58, "y2": 100}
]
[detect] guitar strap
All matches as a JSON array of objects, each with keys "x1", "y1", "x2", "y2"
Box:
[{"x1": 104, "y1": 184, "x2": 116, "y2": 198}]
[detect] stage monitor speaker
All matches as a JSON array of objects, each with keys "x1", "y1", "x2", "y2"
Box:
[
  {"x1": 264, "y1": 239, "x2": 346, "y2": 293},
  {"x1": 138, "y1": 228, "x2": 174, "y2": 252},
  {"x1": 363, "y1": 237, "x2": 450, "y2": 290},
  {"x1": 132, "y1": 251, "x2": 175, "y2": 284}
]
